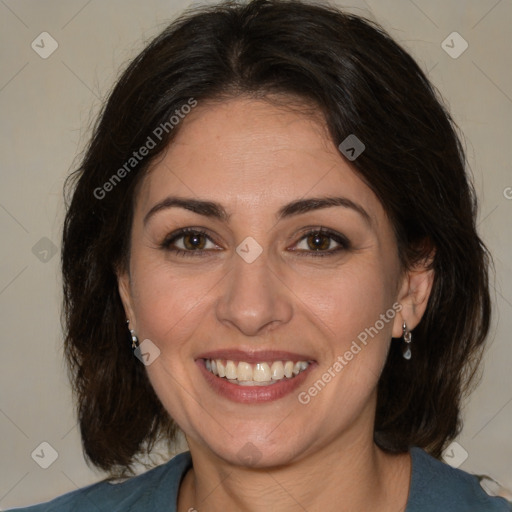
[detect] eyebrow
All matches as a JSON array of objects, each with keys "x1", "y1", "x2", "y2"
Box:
[{"x1": 143, "y1": 195, "x2": 372, "y2": 227}]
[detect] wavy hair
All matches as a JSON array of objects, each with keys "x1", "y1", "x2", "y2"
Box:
[{"x1": 62, "y1": 0, "x2": 491, "y2": 476}]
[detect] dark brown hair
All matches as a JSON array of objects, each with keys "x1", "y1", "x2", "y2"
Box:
[{"x1": 62, "y1": 0, "x2": 491, "y2": 476}]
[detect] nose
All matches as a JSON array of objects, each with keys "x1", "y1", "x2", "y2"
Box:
[{"x1": 215, "y1": 250, "x2": 293, "y2": 337}]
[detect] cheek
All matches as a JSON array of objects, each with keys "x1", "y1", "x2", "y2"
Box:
[
  {"x1": 129, "y1": 257, "x2": 214, "y2": 353},
  {"x1": 129, "y1": 261, "x2": 213, "y2": 423},
  {"x1": 295, "y1": 266, "x2": 395, "y2": 412},
  {"x1": 292, "y1": 258, "x2": 397, "y2": 409},
  {"x1": 293, "y1": 258, "x2": 395, "y2": 344}
]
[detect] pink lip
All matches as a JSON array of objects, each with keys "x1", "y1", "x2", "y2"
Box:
[
  {"x1": 196, "y1": 358, "x2": 317, "y2": 404},
  {"x1": 196, "y1": 349, "x2": 315, "y2": 364}
]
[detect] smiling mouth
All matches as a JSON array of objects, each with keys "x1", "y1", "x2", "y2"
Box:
[{"x1": 203, "y1": 358, "x2": 311, "y2": 386}]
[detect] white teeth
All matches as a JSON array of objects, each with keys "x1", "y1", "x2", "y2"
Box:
[
  {"x1": 284, "y1": 361, "x2": 294, "y2": 378},
  {"x1": 204, "y1": 358, "x2": 310, "y2": 384},
  {"x1": 270, "y1": 361, "x2": 284, "y2": 380},
  {"x1": 225, "y1": 360, "x2": 237, "y2": 380},
  {"x1": 253, "y1": 362, "x2": 271, "y2": 382},
  {"x1": 237, "y1": 361, "x2": 253, "y2": 381}
]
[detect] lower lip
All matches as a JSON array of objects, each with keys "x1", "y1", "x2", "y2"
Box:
[{"x1": 196, "y1": 359, "x2": 315, "y2": 403}]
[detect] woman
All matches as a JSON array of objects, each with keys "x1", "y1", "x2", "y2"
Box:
[{"x1": 8, "y1": 0, "x2": 511, "y2": 510}]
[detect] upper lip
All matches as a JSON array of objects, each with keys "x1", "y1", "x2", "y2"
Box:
[{"x1": 196, "y1": 349, "x2": 316, "y2": 364}]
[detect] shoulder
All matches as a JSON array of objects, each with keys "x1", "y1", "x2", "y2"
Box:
[
  {"x1": 5, "y1": 451, "x2": 192, "y2": 512},
  {"x1": 407, "y1": 446, "x2": 511, "y2": 512}
]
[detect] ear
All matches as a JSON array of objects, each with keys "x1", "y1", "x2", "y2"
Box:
[
  {"x1": 392, "y1": 256, "x2": 435, "y2": 338},
  {"x1": 117, "y1": 266, "x2": 137, "y2": 331}
]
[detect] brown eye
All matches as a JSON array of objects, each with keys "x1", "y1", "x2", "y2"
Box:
[
  {"x1": 291, "y1": 228, "x2": 350, "y2": 257},
  {"x1": 161, "y1": 228, "x2": 220, "y2": 257},
  {"x1": 182, "y1": 232, "x2": 207, "y2": 250},
  {"x1": 306, "y1": 232, "x2": 331, "y2": 251}
]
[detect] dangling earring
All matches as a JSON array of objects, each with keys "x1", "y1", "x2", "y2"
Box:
[
  {"x1": 402, "y1": 322, "x2": 412, "y2": 360},
  {"x1": 126, "y1": 319, "x2": 139, "y2": 350}
]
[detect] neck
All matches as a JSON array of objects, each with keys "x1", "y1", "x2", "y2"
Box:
[{"x1": 178, "y1": 429, "x2": 411, "y2": 512}]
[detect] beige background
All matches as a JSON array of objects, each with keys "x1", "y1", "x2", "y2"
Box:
[{"x1": 1, "y1": 0, "x2": 511, "y2": 508}]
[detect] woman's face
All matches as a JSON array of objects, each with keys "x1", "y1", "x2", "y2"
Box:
[{"x1": 119, "y1": 97, "x2": 425, "y2": 467}]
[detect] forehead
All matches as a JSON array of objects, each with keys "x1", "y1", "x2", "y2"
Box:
[{"x1": 136, "y1": 97, "x2": 384, "y2": 226}]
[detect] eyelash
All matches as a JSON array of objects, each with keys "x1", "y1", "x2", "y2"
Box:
[{"x1": 160, "y1": 227, "x2": 350, "y2": 258}]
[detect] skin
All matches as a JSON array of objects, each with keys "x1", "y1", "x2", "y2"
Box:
[{"x1": 118, "y1": 96, "x2": 434, "y2": 512}]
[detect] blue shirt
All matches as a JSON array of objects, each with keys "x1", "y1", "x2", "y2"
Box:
[{"x1": 7, "y1": 447, "x2": 511, "y2": 511}]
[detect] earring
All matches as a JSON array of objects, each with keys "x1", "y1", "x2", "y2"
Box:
[
  {"x1": 126, "y1": 320, "x2": 139, "y2": 350},
  {"x1": 402, "y1": 322, "x2": 412, "y2": 360}
]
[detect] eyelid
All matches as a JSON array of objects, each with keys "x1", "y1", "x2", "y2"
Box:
[
  {"x1": 161, "y1": 226, "x2": 350, "y2": 257},
  {"x1": 160, "y1": 227, "x2": 221, "y2": 254},
  {"x1": 288, "y1": 227, "x2": 350, "y2": 255}
]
